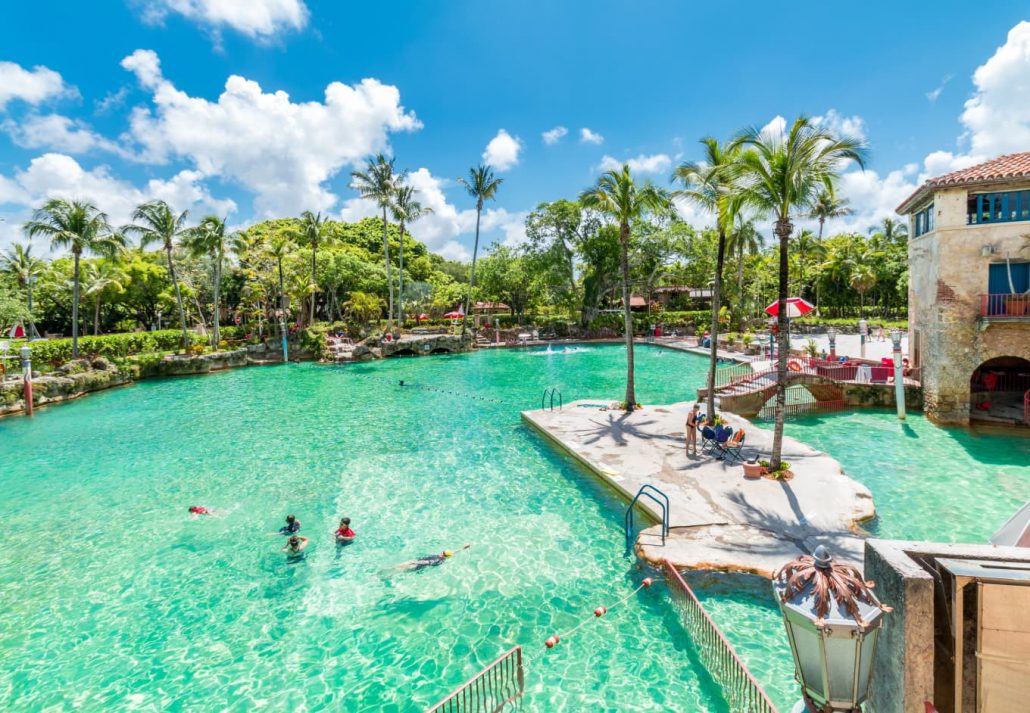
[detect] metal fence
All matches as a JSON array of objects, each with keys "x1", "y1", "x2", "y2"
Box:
[
  {"x1": 426, "y1": 646, "x2": 525, "y2": 713},
  {"x1": 663, "y1": 561, "x2": 779, "y2": 713},
  {"x1": 715, "y1": 361, "x2": 756, "y2": 387}
]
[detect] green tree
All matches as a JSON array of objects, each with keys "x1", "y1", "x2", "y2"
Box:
[
  {"x1": 24, "y1": 199, "x2": 125, "y2": 357},
  {"x1": 525, "y1": 199, "x2": 591, "y2": 315},
  {"x1": 126, "y1": 200, "x2": 192, "y2": 349},
  {"x1": 390, "y1": 183, "x2": 433, "y2": 325},
  {"x1": 298, "y1": 211, "x2": 329, "y2": 325},
  {"x1": 734, "y1": 115, "x2": 867, "y2": 468},
  {"x1": 1, "y1": 242, "x2": 44, "y2": 338},
  {"x1": 580, "y1": 164, "x2": 670, "y2": 410},
  {"x1": 343, "y1": 290, "x2": 383, "y2": 325},
  {"x1": 809, "y1": 190, "x2": 852, "y2": 240},
  {"x1": 183, "y1": 215, "x2": 232, "y2": 345},
  {"x1": 458, "y1": 165, "x2": 503, "y2": 335},
  {"x1": 82, "y1": 261, "x2": 127, "y2": 335},
  {"x1": 726, "y1": 219, "x2": 763, "y2": 309},
  {"x1": 673, "y1": 137, "x2": 740, "y2": 417},
  {"x1": 351, "y1": 155, "x2": 399, "y2": 331}
]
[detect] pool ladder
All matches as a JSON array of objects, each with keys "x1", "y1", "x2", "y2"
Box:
[
  {"x1": 625, "y1": 484, "x2": 670, "y2": 555},
  {"x1": 541, "y1": 386, "x2": 562, "y2": 411}
]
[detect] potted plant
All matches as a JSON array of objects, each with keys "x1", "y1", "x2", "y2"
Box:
[{"x1": 742, "y1": 459, "x2": 766, "y2": 478}]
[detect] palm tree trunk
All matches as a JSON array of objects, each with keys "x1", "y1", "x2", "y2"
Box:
[
  {"x1": 398, "y1": 222, "x2": 406, "y2": 326},
  {"x1": 770, "y1": 217, "x2": 793, "y2": 469},
  {"x1": 462, "y1": 205, "x2": 483, "y2": 336},
  {"x1": 382, "y1": 209, "x2": 394, "y2": 332},
  {"x1": 619, "y1": 220, "x2": 636, "y2": 410},
  {"x1": 212, "y1": 254, "x2": 221, "y2": 346},
  {"x1": 815, "y1": 218, "x2": 825, "y2": 316},
  {"x1": 72, "y1": 251, "x2": 80, "y2": 358},
  {"x1": 166, "y1": 245, "x2": 190, "y2": 350},
  {"x1": 705, "y1": 225, "x2": 727, "y2": 416},
  {"x1": 736, "y1": 242, "x2": 745, "y2": 303},
  {"x1": 309, "y1": 244, "x2": 318, "y2": 325},
  {"x1": 278, "y1": 257, "x2": 286, "y2": 315},
  {"x1": 94, "y1": 298, "x2": 101, "y2": 336}
]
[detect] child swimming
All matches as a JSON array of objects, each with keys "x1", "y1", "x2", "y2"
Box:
[
  {"x1": 334, "y1": 518, "x2": 356, "y2": 544},
  {"x1": 282, "y1": 535, "x2": 309, "y2": 560}
]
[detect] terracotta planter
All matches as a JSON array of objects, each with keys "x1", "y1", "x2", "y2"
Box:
[
  {"x1": 1005, "y1": 297, "x2": 1028, "y2": 316},
  {"x1": 742, "y1": 462, "x2": 767, "y2": 478}
]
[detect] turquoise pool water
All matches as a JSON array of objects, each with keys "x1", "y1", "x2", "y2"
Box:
[{"x1": 0, "y1": 345, "x2": 795, "y2": 712}]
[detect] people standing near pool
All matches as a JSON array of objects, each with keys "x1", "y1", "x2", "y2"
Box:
[
  {"x1": 394, "y1": 544, "x2": 470, "y2": 573},
  {"x1": 335, "y1": 518, "x2": 356, "y2": 544},
  {"x1": 685, "y1": 404, "x2": 700, "y2": 456},
  {"x1": 282, "y1": 535, "x2": 309, "y2": 559},
  {"x1": 275, "y1": 514, "x2": 300, "y2": 535}
]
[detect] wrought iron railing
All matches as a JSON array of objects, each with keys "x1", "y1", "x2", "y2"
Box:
[
  {"x1": 980, "y1": 292, "x2": 1030, "y2": 318},
  {"x1": 426, "y1": 646, "x2": 525, "y2": 713},
  {"x1": 715, "y1": 361, "x2": 755, "y2": 387},
  {"x1": 663, "y1": 561, "x2": 779, "y2": 713}
]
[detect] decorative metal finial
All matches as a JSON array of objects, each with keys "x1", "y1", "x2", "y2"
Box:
[{"x1": 773, "y1": 549, "x2": 892, "y2": 627}]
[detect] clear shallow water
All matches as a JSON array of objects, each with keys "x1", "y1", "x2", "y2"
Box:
[{"x1": 0, "y1": 345, "x2": 795, "y2": 712}]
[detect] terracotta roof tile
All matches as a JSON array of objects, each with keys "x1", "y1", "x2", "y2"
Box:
[{"x1": 896, "y1": 152, "x2": 1030, "y2": 214}]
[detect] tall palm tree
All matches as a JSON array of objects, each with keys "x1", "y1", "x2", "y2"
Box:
[
  {"x1": 126, "y1": 200, "x2": 191, "y2": 349},
  {"x1": 24, "y1": 199, "x2": 125, "y2": 357},
  {"x1": 727, "y1": 219, "x2": 762, "y2": 304},
  {"x1": 1, "y1": 242, "x2": 44, "y2": 339},
  {"x1": 849, "y1": 262, "x2": 877, "y2": 317},
  {"x1": 672, "y1": 137, "x2": 740, "y2": 417},
  {"x1": 458, "y1": 165, "x2": 503, "y2": 336},
  {"x1": 808, "y1": 191, "x2": 851, "y2": 315},
  {"x1": 733, "y1": 116, "x2": 867, "y2": 468},
  {"x1": 580, "y1": 164, "x2": 670, "y2": 411},
  {"x1": 298, "y1": 210, "x2": 327, "y2": 325},
  {"x1": 83, "y1": 261, "x2": 127, "y2": 335},
  {"x1": 390, "y1": 183, "x2": 433, "y2": 325},
  {"x1": 869, "y1": 216, "x2": 908, "y2": 247},
  {"x1": 351, "y1": 155, "x2": 399, "y2": 331},
  {"x1": 183, "y1": 215, "x2": 231, "y2": 345},
  {"x1": 265, "y1": 233, "x2": 295, "y2": 324},
  {"x1": 790, "y1": 228, "x2": 822, "y2": 297}
]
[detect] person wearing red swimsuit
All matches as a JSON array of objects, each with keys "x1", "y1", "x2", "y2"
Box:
[{"x1": 335, "y1": 517, "x2": 356, "y2": 543}]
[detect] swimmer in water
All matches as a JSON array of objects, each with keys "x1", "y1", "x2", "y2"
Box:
[
  {"x1": 188, "y1": 505, "x2": 211, "y2": 516},
  {"x1": 272, "y1": 514, "x2": 301, "y2": 536},
  {"x1": 393, "y1": 544, "x2": 470, "y2": 573},
  {"x1": 282, "y1": 535, "x2": 309, "y2": 559},
  {"x1": 335, "y1": 517, "x2": 356, "y2": 544}
]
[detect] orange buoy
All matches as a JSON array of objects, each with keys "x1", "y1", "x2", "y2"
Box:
[
  {"x1": 545, "y1": 635, "x2": 560, "y2": 649},
  {"x1": 594, "y1": 606, "x2": 607, "y2": 617},
  {"x1": 788, "y1": 360, "x2": 802, "y2": 372},
  {"x1": 642, "y1": 577, "x2": 653, "y2": 588}
]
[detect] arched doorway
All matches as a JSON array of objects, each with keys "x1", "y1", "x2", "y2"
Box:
[{"x1": 970, "y1": 356, "x2": 1030, "y2": 425}]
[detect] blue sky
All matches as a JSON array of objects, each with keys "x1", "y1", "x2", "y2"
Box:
[{"x1": 1, "y1": 2, "x2": 1028, "y2": 258}]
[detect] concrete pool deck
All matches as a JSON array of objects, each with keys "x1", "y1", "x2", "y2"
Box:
[{"x1": 522, "y1": 401, "x2": 875, "y2": 576}]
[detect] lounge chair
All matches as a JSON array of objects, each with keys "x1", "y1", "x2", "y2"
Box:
[
  {"x1": 712, "y1": 427, "x2": 733, "y2": 459},
  {"x1": 718, "y1": 431, "x2": 747, "y2": 462},
  {"x1": 700, "y1": 426, "x2": 718, "y2": 454}
]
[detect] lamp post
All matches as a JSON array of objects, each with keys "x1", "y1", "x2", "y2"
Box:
[
  {"x1": 773, "y1": 546, "x2": 891, "y2": 712},
  {"x1": 890, "y1": 328, "x2": 905, "y2": 420},
  {"x1": 20, "y1": 346, "x2": 33, "y2": 416},
  {"x1": 857, "y1": 319, "x2": 867, "y2": 360},
  {"x1": 827, "y1": 327, "x2": 837, "y2": 362}
]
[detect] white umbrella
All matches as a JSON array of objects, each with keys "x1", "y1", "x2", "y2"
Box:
[{"x1": 991, "y1": 501, "x2": 1030, "y2": 547}]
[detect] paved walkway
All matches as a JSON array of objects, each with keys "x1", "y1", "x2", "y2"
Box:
[
  {"x1": 790, "y1": 332, "x2": 909, "y2": 361},
  {"x1": 522, "y1": 402, "x2": 874, "y2": 575}
]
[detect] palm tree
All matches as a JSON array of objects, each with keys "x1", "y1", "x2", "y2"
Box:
[
  {"x1": 390, "y1": 183, "x2": 433, "y2": 326},
  {"x1": 790, "y1": 229, "x2": 823, "y2": 298},
  {"x1": 82, "y1": 261, "x2": 127, "y2": 335},
  {"x1": 733, "y1": 116, "x2": 867, "y2": 468},
  {"x1": 869, "y1": 216, "x2": 908, "y2": 246},
  {"x1": 458, "y1": 165, "x2": 503, "y2": 336},
  {"x1": 672, "y1": 138, "x2": 740, "y2": 417},
  {"x1": 23, "y1": 199, "x2": 125, "y2": 357},
  {"x1": 809, "y1": 190, "x2": 852, "y2": 240},
  {"x1": 727, "y1": 219, "x2": 762, "y2": 304},
  {"x1": 183, "y1": 216, "x2": 231, "y2": 345},
  {"x1": 580, "y1": 164, "x2": 670, "y2": 410},
  {"x1": 298, "y1": 211, "x2": 327, "y2": 325},
  {"x1": 126, "y1": 200, "x2": 191, "y2": 349},
  {"x1": 1, "y1": 242, "x2": 44, "y2": 339},
  {"x1": 265, "y1": 233, "x2": 295, "y2": 324},
  {"x1": 849, "y1": 262, "x2": 877, "y2": 316},
  {"x1": 351, "y1": 155, "x2": 399, "y2": 331}
]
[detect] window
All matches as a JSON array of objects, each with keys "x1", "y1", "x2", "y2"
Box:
[
  {"x1": 967, "y1": 189, "x2": 1030, "y2": 225},
  {"x1": 914, "y1": 203, "x2": 934, "y2": 237}
]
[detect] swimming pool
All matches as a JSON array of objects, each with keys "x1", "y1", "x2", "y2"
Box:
[{"x1": 1, "y1": 344, "x2": 1026, "y2": 711}]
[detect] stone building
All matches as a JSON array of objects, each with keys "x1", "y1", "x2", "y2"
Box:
[{"x1": 896, "y1": 152, "x2": 1030, "y2": 425}]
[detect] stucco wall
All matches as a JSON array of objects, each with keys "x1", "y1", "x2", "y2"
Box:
[{"x1": 907, "y1": 184, "x2": 1030, "y2": 423}]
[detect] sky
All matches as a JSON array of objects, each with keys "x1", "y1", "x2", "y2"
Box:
[{"x1": 1, "y1": 1, "x2": 1028, "y2": 259}]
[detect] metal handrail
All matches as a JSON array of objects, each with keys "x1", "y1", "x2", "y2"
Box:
[
  {"x1": 426, "y1": 646, "x2": 524, "y2": 713},
  {"x1": 541, "y1": 386, "x2": 562, "y2": 411},
  {"x1": 663, "y1": 561, "x2": 779, "y2": 713},
  {"x1": 1024, "y1": 389, "x2": 1029, "y2": 424},
  {"x1": 625, "y1": 484, "x2": 669, "y2": 554}
]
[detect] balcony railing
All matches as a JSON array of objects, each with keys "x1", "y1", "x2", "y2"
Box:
[{"x1": 980, "y1": 293, "x2": 1030, "y2": 319}]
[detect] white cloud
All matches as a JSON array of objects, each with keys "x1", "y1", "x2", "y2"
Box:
[
  {"x1": 120, "y1": 48, "x2": 421, "y2": 217},
  {"x1": 960, "y1": 20, "x2": 1030, "y2": 158},
  {"x1": 338, "y1": 167, "x2": 526, "y2": 260},
  {"x1": 0, "y1": 61, "x2": 72, "y2": 111},
  {"x1": 482, "y1": 129, "x2": 522, "y2": 171},
  {"x1": 542, "y1": 126, "x2": 567, "y2": 145},
  {"x1": 598, "y1": 153, "x2": 672, "y2": 174},
  {"x1": 926, "y1": 74, "x2": 953, "y2": 103},
  {"x1": 812, "y1": 109, "x2": 867, "y2": 142},
  {"x1": 0, "y1": 153, "x2": 235, "y2": 252},
  {"x1": 2, "y1": 114, "x2": 128, "y2": 157},
  {"x1": 139, "y1": 0, "x2": 309, "y2": 40},
  {"x1": 579, "y1": 127, "x2": 604, "y2": 145}
]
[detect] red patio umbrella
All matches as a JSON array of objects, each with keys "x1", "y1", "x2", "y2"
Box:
[
  {"x1": 416, "y1": 313, "x2": 429, "y2": 321},
  {"x1": 764, "y1": 297, "x2": 815, "y2": 319},
  {"x1": 443, "y1": 310, "x2": 463, "y2": 319}
]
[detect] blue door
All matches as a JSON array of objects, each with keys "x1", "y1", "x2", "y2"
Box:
[{"x1": 988, "y1": 262, "x2": 1029, "y2": 314}]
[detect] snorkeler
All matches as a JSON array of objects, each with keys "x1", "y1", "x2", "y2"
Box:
[
  {"x1": 282, "y1": 535, "x2": 309, "y2": 559},
  {"x1": 393, "y1": 544, "x2": 470, "y2": 573},
  {"x1": 335, "y1": 518, "x2": 356, "y2": 544}
]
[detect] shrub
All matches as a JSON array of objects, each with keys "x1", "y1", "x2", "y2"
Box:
[{"x1": 24, "y1": 329, "x2": 189, "y2": 366}]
